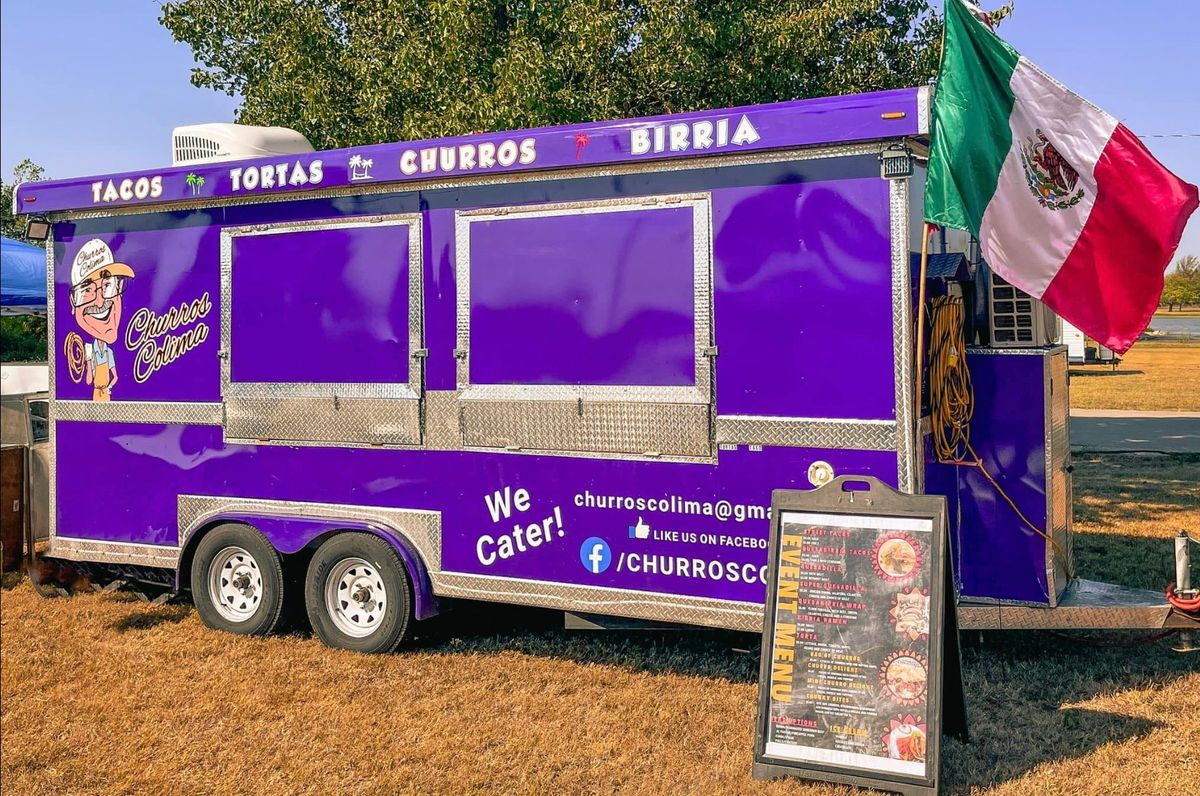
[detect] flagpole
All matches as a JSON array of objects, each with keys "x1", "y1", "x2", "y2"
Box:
[{"x1": 914, "y1": 222, "x2": 931, "y2": 436}]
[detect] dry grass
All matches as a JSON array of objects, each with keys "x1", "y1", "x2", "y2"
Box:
[
  {"x1": 3, "y1": 454, "x2": 1198, "y2": 796},
  {"x1": 1070, "y1": 342, "x2": 1200, "y2": 411}
]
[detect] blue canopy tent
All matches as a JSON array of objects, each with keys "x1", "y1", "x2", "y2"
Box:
[{"x1": 1, "y1": 236, "x2": 47, "y2": 316}]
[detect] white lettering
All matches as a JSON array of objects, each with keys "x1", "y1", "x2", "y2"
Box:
[
  {"x1": 400, "y1": 150, "x2": 418, "y2": 175},
  {"x1": 731, "y1": 114, "x2": 761, "y2": 146},
  {"x1": 458, "y1": 144, "x2": 476, "y2": 170},
  {"x1": 477, "y1": 535, "x2": 496, "y2": 566},
  {"x1": 669, "y1": 123, "x2": 689, "y2": 152},
  {"x1": 497, "y1": 139, "x2": 518, "y2": 167},
  {"x1": 631, "y1": 128, "x2": 651, "y2": 155},
  {"x1": 288, "y1": 161, "x2": 308, "y2": 186},
  {"x1": 420, "y1": 148, "x2": 438, "y2": 173},
  {"x1": 478, "y1": 142, "x2": 496, "y2": 168},
  {"x1": 518, "y1": 137, "x2": 537, "y2": 165}
]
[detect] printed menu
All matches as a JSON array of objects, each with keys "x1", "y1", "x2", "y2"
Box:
[{"x1": 762, "y1": 511, "x2": 934, "y2": 778}]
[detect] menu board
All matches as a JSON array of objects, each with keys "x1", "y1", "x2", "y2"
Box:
[{"x1": 753, "y1": 477, "x2": 962, "y2": 796}]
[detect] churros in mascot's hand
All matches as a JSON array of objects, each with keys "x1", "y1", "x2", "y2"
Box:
[{"x1": 64, "y1": 331, "x2": 86, "y2": 384}]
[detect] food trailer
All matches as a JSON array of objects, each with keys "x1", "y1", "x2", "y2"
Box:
[{"x1": 12, "y1": 87, "x2": 1188, "y2": 652}]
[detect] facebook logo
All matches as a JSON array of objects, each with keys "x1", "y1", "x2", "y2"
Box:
[{"x1": 579, "y1": 537, "x2": 612, "y2": 574}]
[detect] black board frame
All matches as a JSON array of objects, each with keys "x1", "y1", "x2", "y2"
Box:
[{"x1": 752, "y1": 475, "x2": 967, "y2": 796}]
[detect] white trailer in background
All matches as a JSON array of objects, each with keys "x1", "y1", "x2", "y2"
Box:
[{"x1": 1060, "y1": 319, "x2": 1118, "y2": 367}]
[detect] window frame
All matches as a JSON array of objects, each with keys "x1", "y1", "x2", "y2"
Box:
[
  {"x1": 219, "y1": 214, "x2": 424, "y2": 446},
  {"x1": 454, "y1": 193, "x2": 713, "y2": 405},
  {"x1": 453, "y1": 193, "x2": 715, "y2": 459}
]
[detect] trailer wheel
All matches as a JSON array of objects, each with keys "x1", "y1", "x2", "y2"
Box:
[
  {"x1": 305, "y1": 533, "x2": 412, "y2": 654},
  {"x1": 190, "y1": 524, "x2": 286, "y2": 637}
]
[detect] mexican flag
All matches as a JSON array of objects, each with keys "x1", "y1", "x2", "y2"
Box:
[{"x1": 925, "y1": 0, "x2": 1198, "y2": 353}]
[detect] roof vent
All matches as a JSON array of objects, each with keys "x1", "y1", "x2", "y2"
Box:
[{"x1": 171, "y1": 123, "x2": 314, "y2": 166}]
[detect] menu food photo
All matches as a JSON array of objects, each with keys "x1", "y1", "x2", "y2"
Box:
[{"x1": 754, "y1": 478, "x2": 963, "y2": 796}]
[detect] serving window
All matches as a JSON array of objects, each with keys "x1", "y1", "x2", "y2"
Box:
[
  {"x1": 456, "y1": 194, "x2": 713, "y2": 458},
  {"x1": 221, "y1": 215, "x2": 423, "y2": 445}
]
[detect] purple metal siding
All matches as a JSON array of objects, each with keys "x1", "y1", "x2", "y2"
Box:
[
  {"x1": 49, "y1": 152, "x2": 926, "y2": 614},
  {"x1": 54, "y1": 222, "x2": 222, "y2": 403},
  {"x1": 951, "y1": 351, "x2": 1053, "y2": 604},
  {"x1": 469, "y1": 207, "x2": 695, "y2": 386},
  {"x1": 712, "y1": 179, "x2": 894, "y2": 419},
  {"x1": 55, "y1": 420, "x2": 899, "y2": 605},
  {"x1": 230, "y1": 225, "x2": 412, "y2": 384},
  {"x1": 424, "y1": 208, "x2": 459, "y2": 391}
]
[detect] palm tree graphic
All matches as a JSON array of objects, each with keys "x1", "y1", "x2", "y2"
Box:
[
  {"x1": 185, "y1": 172, "x2": 205, "y2": 196},
  {"x1": 349, "y1": 155, "x2": 372, "y2": 180}
]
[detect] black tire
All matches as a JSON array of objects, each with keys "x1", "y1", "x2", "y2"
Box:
[
  {"x1": 190, "y1": 523, "x2": 286, "y2": 637},
  {"x1": 305, "y1": 533, "x2": 413, "y2": 654}
]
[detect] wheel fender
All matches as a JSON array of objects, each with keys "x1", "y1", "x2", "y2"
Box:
[{"x1": 178, "y1": 514, "x2": 439, "y2": 620}]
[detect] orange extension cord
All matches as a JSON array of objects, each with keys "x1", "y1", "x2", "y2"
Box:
[{"x1": 926, "y1": 294, "x2": 1074, "y2": 578}]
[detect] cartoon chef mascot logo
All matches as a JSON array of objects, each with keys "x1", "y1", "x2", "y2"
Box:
[{"x1": 63, "y1": 239, "x2": 135, "y2": 401}]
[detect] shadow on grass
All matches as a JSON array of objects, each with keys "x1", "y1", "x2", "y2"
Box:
[
  {"x1": 940, "y1": 632, "x2": 1186, "y2": 794},
  {"x1": 413, "y1": 601, "x2": 1187, "y2": 794},
  {"x1": 1069, "y1": 369, "x2": 1143, "y2": 378},
  {"x1": 401, "y1": 450, "x2": 1198, "y2": 792},
  {"x1": 110, "y1": 604, "x2": 191, "y2": 632},
  {"x1": 1071, "y1": 453, "x2": 1200, "y2": 528}
]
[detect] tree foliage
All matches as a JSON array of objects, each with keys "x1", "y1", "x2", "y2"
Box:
[
  {"x1": 160, "y1": 0, "x2": 941, "y2": 150},
  {"x1": 1, "y1": 159, "x2": 47, "y2": 243},
  {"x1": 1161, "y1": 254, "x2": 1200, "y2": 311}
]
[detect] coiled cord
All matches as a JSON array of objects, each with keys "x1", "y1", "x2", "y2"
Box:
[{"x1": 926, "y1": 295, "x2": 1073, "y2": 577}]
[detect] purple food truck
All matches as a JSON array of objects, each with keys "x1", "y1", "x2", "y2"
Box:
[{"x1": 13, "y1": 87, "x2": 1181, "y2": 652}]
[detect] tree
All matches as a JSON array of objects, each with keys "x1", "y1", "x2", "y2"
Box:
[
  {"x1": 160, "y1": 0, "x2": 941, "y2": 150},
  {"x1": 1175, "y1": 253, "x2": 1199, "y2": 278},
  {"x1": 1, "y1": 159, "x2": 46, "y2": 242},
  {"x1": 1161, "y1": 255, "x2": 1200, "y2": 311}
]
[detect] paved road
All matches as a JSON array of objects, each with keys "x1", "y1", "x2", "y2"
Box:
[{"x1": 1070, "y1": 410, "x2": 1200, "y2": 453}]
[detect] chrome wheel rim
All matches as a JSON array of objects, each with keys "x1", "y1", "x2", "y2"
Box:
[
  {"x1": 325, "y1": 557, "x2": 387, "y2": 638},
  {"x1": 208, "y1": 546, "x2": 263, "y2": 623}
]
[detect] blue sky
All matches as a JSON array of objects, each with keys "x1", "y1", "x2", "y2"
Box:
[{"x1": 2, "y1": 0, "x2": 1196, "y2": 260}]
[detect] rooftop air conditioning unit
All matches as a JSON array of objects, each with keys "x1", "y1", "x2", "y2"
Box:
[
  {"x1": 171, "y1": 123, "x2": 314, "y2": 166},
  {"x1": 987, "y1": 272, "x2": 1059, "y2": 347}
]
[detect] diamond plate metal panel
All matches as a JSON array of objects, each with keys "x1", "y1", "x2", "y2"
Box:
[
  {"x1": 224, "y1": 396, "x2": 421, "y2": 446},
  {"x1": 46, "y1": 229, "x2": 61, "y2": 557},
  {"x1": 219, "y1": 214, "x2": 424, "y2": 447},
  {"x1": 55, "y1": 400, "x2": 222, "y2": 425},
  {"x1": 423, "y1": 390, "x2": 462, "y2": 450},
  {"x1": 49, "y1": 537, "x2": 180, "y2": 568},
  {"x1": 177, "y1": 495, "x2": 442, "y2": 571},
  {"x1": 454, "y1": 193, "x2": 713, "y2": 405},
  {"x1": 433, "y1": 572, "x2": 763, "y2": 632},
  {"x1": 716, "y1": 416, "x2": 896, "y2": 451},
  {"x1": 958, "y1": 580, "x2": 1173, "y2": 630},
  {"x1": 461, "y1": 400, "x2": 712, "y2": 458},
  {"x1": 1046, "y1": 346, "x2": 1073, "y2": 603},
  {"x1": 889, "y1": 177, "x2": 919, "y2": 492}
]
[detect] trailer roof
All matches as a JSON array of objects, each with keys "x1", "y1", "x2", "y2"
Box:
[{"x1": 14, "y1": 87, "x2": 927, "y2": 217}]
